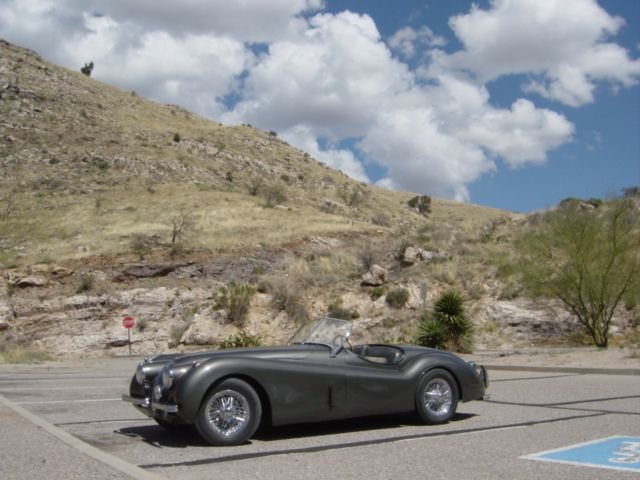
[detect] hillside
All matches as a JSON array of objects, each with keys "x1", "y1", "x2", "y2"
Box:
[{"x1": 0, "y1": 40, "x2": 636, "y2": 359}]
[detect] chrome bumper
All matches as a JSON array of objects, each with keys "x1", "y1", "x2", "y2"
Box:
[{"x1": 122, "y1": 395, "x2": 179, "y2": 414}]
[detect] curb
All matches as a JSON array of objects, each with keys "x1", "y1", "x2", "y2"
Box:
[
  {"x1": 0, "y1": 393, "x2": 166, "y2": 480},
  {"x1": 483, "y1": 364, "x2": 640, "y2": 376}
]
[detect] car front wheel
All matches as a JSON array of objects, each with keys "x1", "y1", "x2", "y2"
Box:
[
  {"x1": 195, "y1": 378, "x2": 262, "y2": 446},
  {"x1": 415, "y1": 369, "x2": 459, "y2": 424}
]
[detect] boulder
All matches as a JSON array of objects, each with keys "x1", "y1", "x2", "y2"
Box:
[
  {"x1": 361, "y1": 264, "x2": 388, "y2": 286},
  {"x1": 15, "y1": 275, "x2": 48, "y2": 288},
  {"x1": 181, "y1": 309, "x2": 235, "y2": 345}
]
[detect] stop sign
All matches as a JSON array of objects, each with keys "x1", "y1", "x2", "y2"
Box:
[{"x1": 122, "y1": 316, "x2": 135, "y2": 329}]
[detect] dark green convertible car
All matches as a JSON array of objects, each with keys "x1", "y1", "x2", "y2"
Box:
[{"x1": 123, "y1": 317, "x2": 488, "y2": 446}]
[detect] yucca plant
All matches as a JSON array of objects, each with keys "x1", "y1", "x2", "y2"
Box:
[{"x1": 416, "y1": 289, "x2": 474, "y2": 353}]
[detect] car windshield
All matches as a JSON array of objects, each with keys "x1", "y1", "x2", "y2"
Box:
[{"x1": 288, "y1": 317, "x2": 352, "y2": 349}]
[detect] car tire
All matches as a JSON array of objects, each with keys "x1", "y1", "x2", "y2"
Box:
[
  {"x1": 415, "y1": 369, "x2": 459, "y2": 424},
  {"x1": 195, "y1": 378, "x2": 262, "y2": 446}
]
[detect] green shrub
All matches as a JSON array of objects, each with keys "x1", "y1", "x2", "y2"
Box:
[
  {"x1": 385, "y1": 288, "x2": 409, "y2": 309},
  {"x1": 219, "y1": 331, "x2": 262, "y2": 349},
  {"x1": 215, "y1": 282, "x2": 255, "y2": 326},
  {"x1": 407, "y1": 195, "x2": 432, "y2": 215},
  {"x1": 416, "y1": 289, "x2": 474, "y2": 353},
  {"x1": 370, "y1": 286, "x2": 386, "y2": 300},
  {"x1": 76, "y1": 274, "x2": 95, "y2": 293}
]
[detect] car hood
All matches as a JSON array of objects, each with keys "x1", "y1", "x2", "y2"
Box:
[{"x1": 151, "y1": 345, "x2": 320, "y2": 369}]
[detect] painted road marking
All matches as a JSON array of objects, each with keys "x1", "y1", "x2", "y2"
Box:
[{"x1": 523, "y1": 436, "x2": 640, "y2": 473}]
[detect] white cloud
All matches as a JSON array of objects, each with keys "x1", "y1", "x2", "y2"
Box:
[
  {"x1": 281, "y1": 126, "x2": 370, "y2": 182},
  {"x1": 437, "y1": 0, "x2": 640, "y2": 106},
  {"x1": 360, "y1": 104, "x2": 494, "y2": 201},
  {"x1": 223, "y1": 11, "x2": 414, "y2": 138},
  {"x1": 388, "y1": 26, "x2": 446, "y2": 59}
]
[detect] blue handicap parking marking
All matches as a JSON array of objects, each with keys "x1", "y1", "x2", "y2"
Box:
[{"x1": 524, "y1": 436, "x2": 640, "y2": 473}]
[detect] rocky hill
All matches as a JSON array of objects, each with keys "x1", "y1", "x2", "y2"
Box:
[{"x1": 0, "y1": 40, "x2": 636, "y2": 359}]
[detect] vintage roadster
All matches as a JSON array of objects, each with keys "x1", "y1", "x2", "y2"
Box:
[{"x1": 123, "y1": 317, "x2": 488, "y2": 446}]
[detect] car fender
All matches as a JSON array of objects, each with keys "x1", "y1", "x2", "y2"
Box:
[{"x1": 174, "y1": 356, "x2": 273, "y2": 420}]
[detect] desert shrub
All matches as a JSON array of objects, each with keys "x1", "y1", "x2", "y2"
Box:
[
  {"x1": 169, "y1": 323, "x2": 189, "y2": 347},
  {"x1": 416, "y1": 289, "x2": 474, "y2": 353},
  {"x1": 219, "y1": 331, "x2": 262, "y2": 349},
  {"x1": 80, "y1": 61, "x2": 94, "y2": 77},
  {"x1": 0, "y1": 339, "x2": 53, "y2": 363},
  {"x1": 215, "y1": 282, "x2": 255, "y2": 326},
  {"x1": 385, "y1": 288, "x2": 409, "y2": 309},
  {"x1": 130, "y1": 234, "x2": 152, "y2": 260},
  {"x1": 407, "y1": 195, "x2": 432, "y2": 215},
  {"x1": 247, "y1": 177, "x2": 263, "y2": 196},
  {"x1": 76, "y1": 274, "x2": 95, "y2": 293},
  {"x1": 338, "y1": 184, "x2": 368, "y2": 207},
  {"x1": 370, "y1": 213, "x2": 391, "y2": 227},
  {"x1": 264, "y1": 278, "x2": 309, "y2": 325},
  {"x1": 357, "y1": 244, "x2": 377, "y2": 272},
  {"x1": 370, "y1": 286, "x2": 386, "y2": 300},
  {"x1": 137, "y1": 319, "x2": 148, "y2": 332},
  {"x1": 173, "y1": 133, "x2": 181, "y2": 143},
  {"x1": 327, "y1": 302, "x2": 359, "y2": 320},
  {"x1": 262, "y1": 185, "x2": 287, "y2": 207}
]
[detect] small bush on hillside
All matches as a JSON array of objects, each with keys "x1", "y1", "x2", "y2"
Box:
[
  {"x1": 218, "y1": 331, "x2": 262, "y2": 349},
  {"x1": 263, "y1": 278, "x2": 309, "y2": 325},
  {"x1": 262, "y1": 185, "x2": 287, "y2": 207},
  {"x1": 76, "y1": 274, "x2": 95, "y2": 293},
  {"x1": 327, "y1": 302, "x2": 359, "y2": 320},
  {"x1": 385, "y1": 288, "x2": 409, "y2": 309},
  {"x1": 214, "y1": 282, "x2": 255, "y2": 326},
  {"x1": 130, "y1": 234, "x2": 152, "y2": 260},
  {"x1": 370, "y1": 286, "x2": 386, "y2": 301},
  {"x1": 407, "y1": 195, "x2": 432, "y2": 215}
]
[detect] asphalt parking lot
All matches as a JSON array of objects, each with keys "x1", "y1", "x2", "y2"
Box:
[{"x1": 0, "y1": 357, "x2": 638, "y2": 480}]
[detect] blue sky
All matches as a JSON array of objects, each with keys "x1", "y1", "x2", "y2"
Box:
[{"x1": 1, "y1": 0, "x2": 638, "y2": 212}]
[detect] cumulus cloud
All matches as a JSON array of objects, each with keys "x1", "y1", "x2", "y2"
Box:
[
  {"x1": 437, "y1": 0, "x2": 640, "y2": 106},
  {"x1": 388, "y1": 26, "x2": 446, "y2": 59},
  {"x1": 223, "y1": 11, "x2": 413, "y2": 138}
]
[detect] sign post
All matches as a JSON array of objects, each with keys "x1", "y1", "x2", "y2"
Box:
[
  {"x1": 420, "y1": 282, "x2": 428, "y2": 310},
  {"x1": 122, "y1": 316, "x2": 135, "y2": 355}
]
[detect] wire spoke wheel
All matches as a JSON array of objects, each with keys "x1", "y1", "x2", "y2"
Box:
[
  {"x1": 195, "y1": 378, "x2": 262, "y2": 446},
  {"x1": 415, "y1": 369, "x2": 459, "y2": 424},
  {"x1": 206, "y1": 390, "x2": 250, "y2": 436},
  {"x1": 423, "y1": 378, "x2": 453, "y2": 417}
]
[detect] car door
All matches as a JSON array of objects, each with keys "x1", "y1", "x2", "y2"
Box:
[
  {"x1": 341, "y1": 348, "x2": 414, "y2": 417},
  {"x1": 267, "y1": 347, "x2": 349, "y2": 425}
]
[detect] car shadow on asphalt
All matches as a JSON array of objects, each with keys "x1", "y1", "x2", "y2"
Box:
[{"x1": 115, "y1": 412, "x2": 477, "y2": 448}]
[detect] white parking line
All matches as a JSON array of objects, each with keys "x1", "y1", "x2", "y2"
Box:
[
  {"x1": 16, "y1": 398, "x2": 122, "y2": 405},
  {"x1": 1, "y1": 385, "x2": 123, "y2": 392}
]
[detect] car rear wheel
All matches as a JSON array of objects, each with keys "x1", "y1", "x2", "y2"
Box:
[
  {"x1": 195, "y1": 378, "x2": 262, "y2": 446},
  {"x1": 415, "y1": 369, "x2": 459, "y2": 424}
]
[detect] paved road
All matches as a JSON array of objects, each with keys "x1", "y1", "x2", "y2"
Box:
[{"x1": 0, "y1": 357, "x2": 638, "y2": 480}]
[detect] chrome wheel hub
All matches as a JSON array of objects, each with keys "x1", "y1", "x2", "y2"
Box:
[
  {"x1": 423, "y1": 378, "x2": 453, "y2": 417},
  {"x1": 205, "y1": 389, "x2": 250, "y2": 436}
]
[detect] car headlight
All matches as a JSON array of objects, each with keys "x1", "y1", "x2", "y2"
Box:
[
  {"x1": 161, "y1": 366, "x2": 174, "y2": 389},
  {"x1": 135, "y1": 363, "x2": 146, "y2": 384}
]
